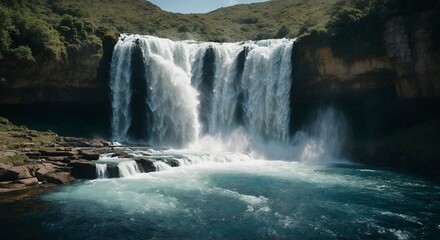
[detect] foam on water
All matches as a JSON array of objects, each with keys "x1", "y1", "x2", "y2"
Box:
[{"x1": 44, "y1": 160, "x2": 440, "y2": 239}]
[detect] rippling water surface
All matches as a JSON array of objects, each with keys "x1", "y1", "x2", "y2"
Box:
[{"x1": 1, "y1": 151, "x2": 439, "y2": 240}]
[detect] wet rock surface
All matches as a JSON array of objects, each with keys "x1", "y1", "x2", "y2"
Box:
[
  {"x1": 0, "y1": 117, "x2": 113, "y2": 192},
  {"x1": 0, "y1": 117, "x2": 183, "y2": 194}
]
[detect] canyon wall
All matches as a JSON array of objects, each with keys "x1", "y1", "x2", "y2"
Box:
[
  {"x1": 0, "y1": 35, "x2": 116, "y2": 104},
  {"x1": 293, "y1": 14, "x2": 439, "y2": 101},
  {"x1": 290, "y1": 12, "x2": 439, "y2": 173}
]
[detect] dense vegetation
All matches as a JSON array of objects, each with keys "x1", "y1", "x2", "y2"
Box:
[
  {"x1": 0, "y1": 0, "x2": 438, "y2": 64},
  {"x1": 319, "y1": 0, "x2": 440, "y2": 60},
  {"x1": 0, "y1": 0, "x2": 103, "y2": 63},
  {"x1": 0, "y1": 0, "x2": 343, "y2": 63}
]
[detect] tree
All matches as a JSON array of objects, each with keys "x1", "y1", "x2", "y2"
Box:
[{"x1": 0, "y1": 7, "x2": 13, "y2": 59}]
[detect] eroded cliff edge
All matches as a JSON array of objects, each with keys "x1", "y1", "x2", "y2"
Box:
[
  {"x1": 0, "y1": 11, "x2": 438, "y2": 174},
  {"x1": 291, "y1": 12, "x2": 440, "y2": 173},
  {"x1": 0, "y1": 34, "x2": 116, "y2": 104}
]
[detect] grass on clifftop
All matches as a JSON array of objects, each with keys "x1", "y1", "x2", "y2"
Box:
[
  {"x1": 45, "y1": 0, "x2": 342, "y2": 42},
  {"x1": 0, "y1": 0, "x2": 343, "y2": 63},
  {"x1": 1, "y1": 0, "x2": 438, "y2": 70}
]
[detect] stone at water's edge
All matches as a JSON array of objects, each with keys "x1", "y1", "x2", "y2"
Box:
[
  {"x1": 16, "y1": 177, "x2": 39, "y2": 186},
  {"x1": 79, "y1": 150, "x2": 100, "y2": 160},
  {"x1": 133, "y1": 157, "x2": 156, "y2": 173},
  {"x1": 0, "y1": 117, "x2": 112, "y2": 193},
  {"x1": 43, "y1": 172, "x2": 74, "y2": 185},
  {"x1": 70, "y1": 160, "x2": 96, "y2": 179}
]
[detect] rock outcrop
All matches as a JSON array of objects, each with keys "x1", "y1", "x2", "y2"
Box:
[
  {"x1": 0, "y1": 34, "x2": 117, "y2": 104},
  {"x1": 293, "y1": 12, "x2": 439, "y2": 100},
  {"x1": 0, "y1": 117, "x2": 114, "y2": 192},
  {"x1": 0, "y1": 117, "x2": 187, "y2": 193}
]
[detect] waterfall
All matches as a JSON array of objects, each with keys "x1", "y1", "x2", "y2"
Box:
[
  {"x1": 241, "y1": 40, "x2": 293, "y2": 142},
  {"x1": 153, "y1": 161, "x2": 172, "y2": 172},
  {"x1": 110, "y1": 35, "x2": 200, "y2": 146},
  {"x1": 110, "y1": 38, "x2": 134, "y2": 142},
  {"x1": 95, "y1": 156, "x2": 142, "y2": 178},
  {"x1": 118, "y1": 160, "x2": 141, "y2": 177},
  {"x1": 110, "y1": 34, "x2": 294, "y2": 147},
  {"x1": 96, "y1": 164, "x2": 108, "y2": 179}
]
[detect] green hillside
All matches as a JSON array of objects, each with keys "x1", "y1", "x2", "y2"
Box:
[
  {"x1": 0, "y1": 0, "x2": 343, "y2": 62},
  {"x1": 42, "y1": 0, "x2": 342, "y2": 42},
  {"x1": 0, "y1": 0, "x2": 438, "y2": 64}
]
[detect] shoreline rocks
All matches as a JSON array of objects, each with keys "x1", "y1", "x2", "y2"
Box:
[
  {"x1": 0, "y1": 116, "x2": 114, "y2": 193},
  {"x1": 0, "y1": 116, "x2": 183, "y2": 195}
]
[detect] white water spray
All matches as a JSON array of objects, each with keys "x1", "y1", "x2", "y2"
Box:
[
  {"x1": 296, "y1": 107, "x2": 348, "y2": 162},
  {"x1": 110, "y1": 35, "x2": 295, "y2": 148},
  {"x1": 96, "y1": 164, "x2": 108, "y2": 179},
  {"x1": 118, "y1": 160, "x2": 141, "y2": 177},
  {"x1": 110, "y1": 39, "x2": 134, "y2": 142}
]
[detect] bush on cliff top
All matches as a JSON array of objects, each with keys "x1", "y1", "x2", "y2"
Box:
[
  {"x1": 1, "y1": 0, "x2": 438, "y2": 64},
  {"x1": 324, "y1": 0, "x2": 440, "y2": 60},
  {"x1": 0, "y1": 0, "x2": 344, "y2": 65}
]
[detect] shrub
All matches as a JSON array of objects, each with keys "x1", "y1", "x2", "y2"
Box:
[
  {"x1": 8, "y1": 45, "x2": 34, "y2": 61},
  {"x1": 0, "y1": 7, "x2": 13, "y2": 59},
  {"x1": 325, "y1": 0, "x2": 440, "y2": 60},
  {"x1": 11, "y1": 12, "x2": 66, "y2": 60}
]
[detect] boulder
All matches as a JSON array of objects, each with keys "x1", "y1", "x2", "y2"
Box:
[
  {"x1": 165, "y1": 158, "x2": 181, "y2": 167},
  {"x1": 10, "y1": 165, "x2": 35, "y2": 179},
  {"x1": 0, "y1": 164, "x2": 39, "y2": 181},
  {"x1": 0, "y1": 163, "x2": 17, "y2": 181},
  {"x1": 34, "y1": 162, "x2": 74, "y2": 184},
  {"x1": 105, "y1": 163, "x2": 121, "y2": 178},
  {"x1": 16, "y1": 177, "x2": 39, "y2": 186},
  {"x1": 70, "y1": 159, "x2": 96, "y2": 179},
  {"x1": 79, "y1": 150, "x2": 100, "y2": 160},
  {"x1": 111, "y1": 150, "x2": 131, "y2": 158},
  {"x1": 44, "y1": 172, "x2": 74, "y2": 184},
  {"x1": 35, "y1": 162, "x2": 62, "y2": 181},
  {"x1": 133, "y1": 157, "x2": 155, "y2": 173}
]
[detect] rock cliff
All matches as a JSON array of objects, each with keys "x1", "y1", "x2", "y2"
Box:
[
  {"x1": 0, "y1": 9, "x2": 438, "y2": 173},
  {"x1": 0, "y1": 34, "x2": 116, "y2": 104},
  {"x1": 293, "y1": 13, "x2": 439, "y2": 101},
  {"x1": 0, "y1": 12, "x2": 437, "y2": 105},
  {"x1": 289, "y1": 11, "x2": 439, "y2": 174}
]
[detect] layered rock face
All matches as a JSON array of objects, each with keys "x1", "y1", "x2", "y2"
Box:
[
  {"x1": 290, "y1": 12, "x2": 439, "y2": 173},
  {"x1": 0, "y1": 51, "x2": 101, "y2": 103},
  {"x1": 293, "y1": 13, "x2": 439, "y2": 101},
  {"x1": 0, "y1": 13, "x2": 437, "y2": 104},
  {"x1": 0, "y1": 35, "x2": 116, "y2": 104},
  {"x1": 385, "y1": 15, "x2": 440, "y2": 98}
]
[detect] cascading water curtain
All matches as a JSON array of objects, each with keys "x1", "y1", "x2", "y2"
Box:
[{"x1": 110, "y1": 34, "x2": 294, "y2": 146}]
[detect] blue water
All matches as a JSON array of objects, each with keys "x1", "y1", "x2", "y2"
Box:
[{"x1": 1, "y1": 158, "x2": 439, "y2": 240}]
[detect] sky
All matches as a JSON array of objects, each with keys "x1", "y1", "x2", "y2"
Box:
[{"x1": 148, "y1": 0, "x2": 268, "y2": 14}]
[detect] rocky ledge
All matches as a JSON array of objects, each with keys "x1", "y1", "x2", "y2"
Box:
[
  {"x1": 0, "y1": 117, "x2": 186, "y2": 194},
  {"x1": 0, "y1": 117, "x2": 112, "y2": 193}
]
